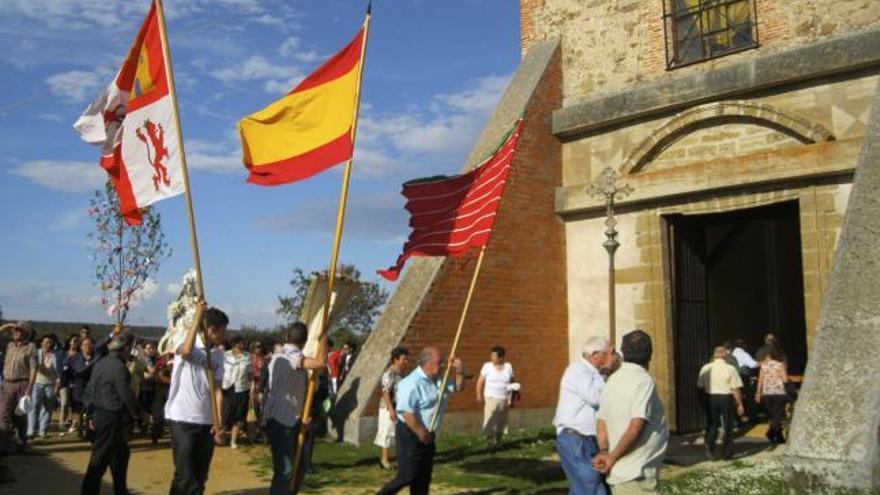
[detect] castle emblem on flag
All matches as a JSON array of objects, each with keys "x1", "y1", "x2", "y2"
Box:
[{"x1": 135, "y1": 119, "x2": 171, "y2": 192}]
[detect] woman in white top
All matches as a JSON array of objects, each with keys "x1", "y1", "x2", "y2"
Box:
[
  {"x1": 374, "y1": 346, "x2": 410, "y2": 470},
  {"x1": 29, "y1": 335, "x2": 61, "y2": 438},
  {"x1": 476, "y1": 345, "x2": 515, "y2": 447}
]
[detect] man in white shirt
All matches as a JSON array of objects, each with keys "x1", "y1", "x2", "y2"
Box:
[
  {"x1": 165, "y1": 302, "x2": 227, "y2": 495},
  {"x1": 594, "y1": 330, "x2": 668, "y2": 495},
  {"x1": 697, "y1": 346, "x2": 744, "y2": 460},
  {"x1": 475, "y1": 345, "x2": 514, "y2": 448},
  {"x1": 221, "y1": 336, "x2": 251, "y2": 449},
  {"x1": 263, "y1": 322, "x2": 326, "y2": 495},
  {"x1": 730, "y1": 339, "x2": 758, "y2": 423},
  {"x1": 553, "y1": 336, "x2": 613, "y2": 495}
]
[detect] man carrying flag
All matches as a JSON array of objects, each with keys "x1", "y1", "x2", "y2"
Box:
[
  {"x1": 75, "y1": 1, "x2": 227, "y2": 493},
  {"x1": 238, "y1": 4, "x2": 373, "y2": 493},
  {"x1": 73, "y1": 0, "x2": 184, "y2": 224}
]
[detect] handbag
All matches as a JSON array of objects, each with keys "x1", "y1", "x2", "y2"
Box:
[{"x1": 784, "y1": 381, "x2": 798, "y2": 401}]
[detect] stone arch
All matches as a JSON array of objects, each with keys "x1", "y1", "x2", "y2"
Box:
[{"x1": 622, "y1": 101, "x2": 835, "y2": 174}]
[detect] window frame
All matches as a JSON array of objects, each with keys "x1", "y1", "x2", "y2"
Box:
[{"x1": 662, "y1": 0, "x2": 760, "y2": 70}]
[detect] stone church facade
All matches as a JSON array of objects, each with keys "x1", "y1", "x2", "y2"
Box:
[{"x1": 335, "y1": 0, "x2": 880, "y2": 443}]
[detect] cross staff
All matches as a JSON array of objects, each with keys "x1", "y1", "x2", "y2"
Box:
[{"x1": 586, "y1": 166, "x2": 633, "y2": 346}]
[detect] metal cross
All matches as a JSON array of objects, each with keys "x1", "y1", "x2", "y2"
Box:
[{"x1": 586, "y1": 166, "x2": 633, "y2": 346}]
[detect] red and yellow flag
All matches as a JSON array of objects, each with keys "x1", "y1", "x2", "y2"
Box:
[{"x1": 238, "y1": 23, "x2": 366, "y2": 186}]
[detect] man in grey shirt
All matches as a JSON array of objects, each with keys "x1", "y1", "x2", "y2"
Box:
[
  {"x1": 594, "y1": 330, "x2": 668, "y2": 495},
  {"x1": 552, "y1": 336, "x2": 614, "y2": 495}
]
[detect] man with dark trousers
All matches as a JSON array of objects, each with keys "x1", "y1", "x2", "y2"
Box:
[
  {"x1": 165, "y1": 302, "x2": 228, "y2": 495},
  {"x1": 697, "y1": 346, "x2": 745, "y2": 459},
  {"x1": 376, "y1": 346, "x2": 465, "y2": 495},
  {"x1": 81, "y1": 332, "x2": 139, "y2": 495}
]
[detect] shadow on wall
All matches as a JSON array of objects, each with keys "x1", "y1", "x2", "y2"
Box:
[{"x1": 330, "y1": 377, "x2": 360, "y2": 442}]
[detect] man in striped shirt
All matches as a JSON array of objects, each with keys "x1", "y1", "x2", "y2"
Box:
[{"x1": 263, "y1": 322, "x2": 326, "y2": 495}]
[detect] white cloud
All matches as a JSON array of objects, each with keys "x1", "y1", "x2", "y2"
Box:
[
  {"x1": 37, "y1": 113, "x2": 64, "y2": 122},
  {"x1": 45, "y1": 69, "x2": 109, "y2": 104},
  {"x1": 437, "y1": 74, "x2": 511, "y2": 114},
  {"x1": 165, "y1": 283, "x2": 181, "y2": 296},
  {"x1": 278, "y1": 36, "x2": 300, "y2": 57},
  {"x1": 10, "y1": 160, "x2": 105, "y2": 193},
  {"x1": 211, "y1": 55, "x2": 300, "y2": 83},
  {"x1": 0, "y1": 279, "x2": 102, "y2": 315},
  {"x1": 5, "y1": 0, "x2": 145, "y2": 29},
  {"x1": 264, "y1": 77, "x2": 301, "y2": 95},
  {"x1": 129, "y1": 278, "x2": 158, "y2": 308},
  {"x1": 6, "y1": 0, "x2": 274, "y2": 30},
  {"x1": 293, "y1": 50, "x2": 322, "y2": 64},
  {"x1": 49, "y1": 208, "x2": 88, "y2": 232},
  {"x1": 187, "y1": 151, "x2": 243, "y2": 175},
  {"x1": 210, "y1": 55, "x2": 305, "y2": 95},
  {"x1": 259, "y1": 193, "x2": 408, "y2": 243},
  {"x1": 353, "y1": 73, "x2": 512, "y2": 178},
  {"x1": 185, "y1": 138, "x2": 242, "y2": 174}
]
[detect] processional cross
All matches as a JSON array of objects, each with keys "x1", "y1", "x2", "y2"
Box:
[{"x1": 586, "y1": 166, "x2": 633, "y2": 346}]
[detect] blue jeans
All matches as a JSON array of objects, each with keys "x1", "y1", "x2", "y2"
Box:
[
  {"x1": 266, "y1": 418, "x2": 301, "y2": 495},
  {"x1": 556, "y1": 429, "x2": 608, "y2": 495},
  {"x1": 28, "y1": 383, "x2": 54, "y2": 436}
]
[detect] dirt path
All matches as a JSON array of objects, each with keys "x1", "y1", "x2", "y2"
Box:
[{"x1": 0, "y1": 434, "x2": 271, "y2": 495}]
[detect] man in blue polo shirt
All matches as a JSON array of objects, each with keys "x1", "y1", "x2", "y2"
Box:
[{"x1": 376, "y1": 346, "x2": 464, "y2": 495}]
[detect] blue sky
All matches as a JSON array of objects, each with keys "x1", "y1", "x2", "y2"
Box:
[{"x1": 0, "y1": 0, "x2": 521, "y2": 328}]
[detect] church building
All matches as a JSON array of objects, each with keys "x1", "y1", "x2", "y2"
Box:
[{"x1": 336, "y1": 0, "x2": 880, "y2": 442}]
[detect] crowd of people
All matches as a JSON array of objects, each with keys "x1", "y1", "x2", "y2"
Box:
[
  {"x1": 0, "y1": 314, "x2": 361, "y2": 495},
  {"x1": 0, "y1": 314, "x2": 796, "y2": 495}
]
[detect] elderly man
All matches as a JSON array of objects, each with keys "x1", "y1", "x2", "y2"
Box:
[
  {"x1": 0, "y1": 322, "x2": 37, "y2": 453},
  {"x1": 81, "y1": 333, "x2": 139, "y2": 495},
  {"x1": 594, "y1": 330, "x2": 668, "y2": 495},
  {"x1": 553, "y1": 336, "x2": 614, "y2": 495},
  {"x1": 377, "y1": 346, "x2": 465, "y2": 495},
  {"x1": 697, "y1": 345, "x2": 744, "y2": 460}
]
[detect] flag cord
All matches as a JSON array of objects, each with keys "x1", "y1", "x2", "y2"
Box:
[
  {"x1": 428, "y1": 244, "x2": 487, "y2": 433},
  {"x1": 290, "y1": 8, "x2": 373, "y2": 490},
  {"x1": 155, "y1": 0, "x2": 221, "y2": 431}
]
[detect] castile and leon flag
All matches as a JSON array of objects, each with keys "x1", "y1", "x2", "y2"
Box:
[
  {"x1": 74, "y1": 0, "x2": 183, "y2": 225},
  {"x1": 378, "y1": 119, "x2": 524, "y2": 281}
]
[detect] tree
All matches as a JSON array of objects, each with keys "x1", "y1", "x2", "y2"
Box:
[
  {"x1": 277, "y1": 264, "x2": 389, "y2": 342},
  {"x1": 88, "y1": 181, "x2": 170, "y2": 326}
]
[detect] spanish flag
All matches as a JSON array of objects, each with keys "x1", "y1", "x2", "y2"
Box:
[{"x1": 238, "y1": 21, "x2": 367, "y2": 186}]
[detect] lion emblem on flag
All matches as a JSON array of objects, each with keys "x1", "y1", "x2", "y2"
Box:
[{"x1": 135, "y1": 118, "x2": 171, "y2": 192}]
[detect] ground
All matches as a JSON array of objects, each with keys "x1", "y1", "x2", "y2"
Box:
[{"x1": 0, "y1": 424, "x2": 787, "y2": 494}]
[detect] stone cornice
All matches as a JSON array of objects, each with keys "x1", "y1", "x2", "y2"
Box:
[
  {"x1": 555, "y1": 138, "x2": 860, "y2": 217},
  {"x1": 553, "y1": 28, "x2": 880, "y2": 139}
]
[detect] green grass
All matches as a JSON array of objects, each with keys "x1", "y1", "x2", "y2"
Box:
[{"x1": 249, "y1": 427, "x2": 570, "y2": 495}]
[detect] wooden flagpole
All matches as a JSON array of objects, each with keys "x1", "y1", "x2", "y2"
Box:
[
  {"x1": 155, "y1": 0, "x2": 221, "y2": 432},
  {"x1": 290, "y1": 4, "x2": 373, "y2": 489},
  {"x1": 427, "y1": 245, "x2": 487, "y2": 433}
]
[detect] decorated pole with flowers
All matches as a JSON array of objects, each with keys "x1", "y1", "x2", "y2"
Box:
[{"x1": 88, "y1": 181, "x2": 170, "y2": 325}]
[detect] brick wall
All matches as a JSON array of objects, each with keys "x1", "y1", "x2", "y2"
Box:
[{"x1": 397, "y1": 47, "x2": 567, "y2": 414}]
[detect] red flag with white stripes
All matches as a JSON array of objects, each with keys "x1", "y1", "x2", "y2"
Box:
[{"x1": 378, "y1": 120, "x2": 523, "y2": 281}]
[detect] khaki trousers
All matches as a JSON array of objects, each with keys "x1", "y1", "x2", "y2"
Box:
[
  {"x1": 482, "y1": 397, "x2": 509, "y2": 445},
  {"x1": 611, "y1": 477, "x2": 659, "y2": 495}
]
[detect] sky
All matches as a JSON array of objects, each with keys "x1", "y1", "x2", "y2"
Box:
[{"x1": 0, "y1": 0, "x2": 522, "y2": 329}]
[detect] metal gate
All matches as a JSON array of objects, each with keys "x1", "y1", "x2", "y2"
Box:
[{"x1": 668, "y1": 215, "x2": 710, "y2": 433}]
